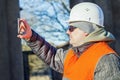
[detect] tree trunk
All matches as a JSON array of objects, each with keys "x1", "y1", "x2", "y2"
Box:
[
  {"x1": 0, "y1": 0, "x2": 24, "y2": 80},
  {"x1": 111, "y1": 0, "x2": 120, "y2": 55},
  {"x1": 70, "y1": 0, "x2": 93, "y2": 9}
]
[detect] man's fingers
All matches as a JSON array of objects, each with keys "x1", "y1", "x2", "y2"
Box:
[{"x1": 17, "y1": 35, "x2": 24, "y2": 38}]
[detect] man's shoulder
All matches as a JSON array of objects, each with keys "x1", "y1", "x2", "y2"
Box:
[{"x1": 96, "y1": 53, "x2": 120, "y2": 70}]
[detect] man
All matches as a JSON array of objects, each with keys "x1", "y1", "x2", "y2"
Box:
[{"x1": 18, "y1": 2, "x2": 120, "y2": 80}]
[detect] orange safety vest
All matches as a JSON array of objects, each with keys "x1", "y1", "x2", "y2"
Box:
[{"x1": 63, "y1": 42, "x2": 115, "y2": 80}]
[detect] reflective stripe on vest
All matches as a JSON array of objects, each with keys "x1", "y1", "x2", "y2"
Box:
[{"x1": 63, "y1": 42, "x2": 115, "y2": 80}]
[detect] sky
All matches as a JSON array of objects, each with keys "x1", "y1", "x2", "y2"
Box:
[{"x1": 19, "y1": 0, "x2": 70, "y2": 47}]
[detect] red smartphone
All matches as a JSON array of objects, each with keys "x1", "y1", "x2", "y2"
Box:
[{"x1": 18, "y1": 18, "x2": 27, "y2": 35}]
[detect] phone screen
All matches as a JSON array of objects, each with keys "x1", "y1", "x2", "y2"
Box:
[{"x1": 18, "y1": 18, "x2": 26, "y2": 35}]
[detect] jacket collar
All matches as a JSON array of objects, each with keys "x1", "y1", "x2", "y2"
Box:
[{"x1": 72, "y1": 42, "x2": 94, "y2": 57}]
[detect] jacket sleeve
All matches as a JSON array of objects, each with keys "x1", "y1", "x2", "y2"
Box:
[
  {"x1": 94, "y1": 53, "x2": 120, "y2": 80},
  {"x1": 26, "y1": 30, "x2": 67, "y2": 73}
]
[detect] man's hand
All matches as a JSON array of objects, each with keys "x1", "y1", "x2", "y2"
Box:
[{"x1": 17, "y1": 19, "x2": 32, "y2": 41}]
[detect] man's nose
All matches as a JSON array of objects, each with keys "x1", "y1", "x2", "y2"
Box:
[{"x1": 66, "y1": 29, "x2": 70, "y2": 35}]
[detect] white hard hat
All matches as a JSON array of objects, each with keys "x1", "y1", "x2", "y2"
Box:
[{"x1": 68, "y1": 2, "x2": 104, "y2": 27}]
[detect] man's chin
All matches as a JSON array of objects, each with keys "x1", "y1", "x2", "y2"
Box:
[
  {"x1": 69, "y1": 42, "x2": 79, "y2": 47},
  {"x1": 69, "y1": 41, "x2": 72, "y2": 45},
  {"x1": 69, "y1": 41, "x2": 74, "y2": 47}
]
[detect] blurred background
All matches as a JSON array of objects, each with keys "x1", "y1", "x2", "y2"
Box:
[{"x1": 0, "y1": 0, "x2": 120, "y2": 80}]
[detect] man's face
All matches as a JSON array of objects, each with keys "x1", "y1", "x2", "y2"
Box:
[{"x1": 66, "y1": 26, "x2": 88, "y2": 47}]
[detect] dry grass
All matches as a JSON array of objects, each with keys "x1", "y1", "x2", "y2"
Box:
[
  {"x1": 30, "y1": 75, "x2": 51, "y2": 80},
  {"x1": 28, "y1": 54, "x2": 52, "y2": 80},
  {"x1": 30, "y1": 76, "x2": 51, "y2": 80}
]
